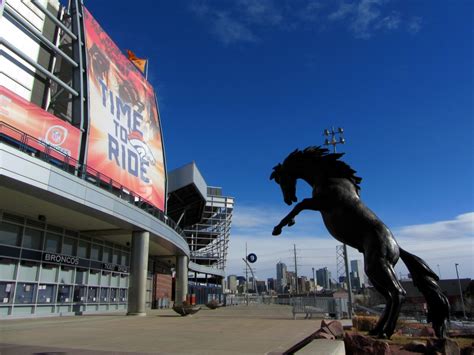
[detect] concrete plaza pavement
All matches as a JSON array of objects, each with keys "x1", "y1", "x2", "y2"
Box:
[{"x1": 0, "y1": 304, "x2": 347, "y2": 354}]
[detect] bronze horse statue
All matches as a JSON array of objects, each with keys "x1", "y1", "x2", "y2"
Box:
[{"x1": 271, "y1": 146, "x2": 449, "y2": 339}]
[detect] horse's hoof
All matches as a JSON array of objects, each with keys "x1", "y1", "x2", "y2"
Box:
[
  {"x1": 368, "y1": 329, "x2": 379, "y2": 336},
  {"x1": 272, "y1": 227, "x2": 282, "y2": 236}
]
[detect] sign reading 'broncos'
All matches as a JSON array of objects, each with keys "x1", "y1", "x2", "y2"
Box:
[{"x1": 84, "y1": 8, "x2": 165, "y2": 211}]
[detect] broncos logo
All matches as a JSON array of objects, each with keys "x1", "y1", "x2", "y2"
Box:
[{"x1": 128, "y1": 131, "x2": 156, "y2": 165}]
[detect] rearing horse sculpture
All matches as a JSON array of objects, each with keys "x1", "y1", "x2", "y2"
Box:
[{"x1": 271, "y1": 146, "x2": 449, "y2": 339}]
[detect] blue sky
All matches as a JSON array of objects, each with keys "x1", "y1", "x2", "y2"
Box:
[{"x1": 84, "y1": 0, "x2": 473, "y2": 280}]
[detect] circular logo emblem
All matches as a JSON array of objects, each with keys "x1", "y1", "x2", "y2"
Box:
[
  {"x1": 247, "y1": 253, "x2": 257, "y2": 263},
  {"x1": 45, "y1": 125, "x2": 68, "y2": 146}
]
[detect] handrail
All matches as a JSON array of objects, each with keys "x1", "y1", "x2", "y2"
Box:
[{"x1": 0, "y1": 121, "x2": 185, "y2": 240}]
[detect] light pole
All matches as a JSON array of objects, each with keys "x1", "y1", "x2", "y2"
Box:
[
  {"x1": 323, "y1": 126, "x2": 353, "y2": 319},
  {"x1": 455, "y1": 263, "x2": 467, "y2": 319}
]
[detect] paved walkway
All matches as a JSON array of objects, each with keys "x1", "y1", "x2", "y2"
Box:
[{"x1": 0, "y1": 304, "x2": 347, "y2": 354}]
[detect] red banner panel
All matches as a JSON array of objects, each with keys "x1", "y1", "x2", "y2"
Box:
[
  {"x1": 84, "y1": 8, "x2": 165, "y2": 211},
  {"x1": 0, "y1": 86, "x2": 81, "y2": 160}
]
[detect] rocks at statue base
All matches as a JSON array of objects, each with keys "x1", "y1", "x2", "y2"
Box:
[
  {"x1": 321, "y1": 319, "x2": 345, "y2": 339},
  {"x1": 401, "y1": 340, "x2": 427, "y2": 353},
  {"x1": 426, "y1": 338, "x2": 460, "y2": 355},
  {"x1": 344, "y1": 332, "x2": 391, "y2": 355}
]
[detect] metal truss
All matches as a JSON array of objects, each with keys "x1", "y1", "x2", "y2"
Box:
[{"x1": 183, "y1": 187, "x2": 233, "y2": 270}]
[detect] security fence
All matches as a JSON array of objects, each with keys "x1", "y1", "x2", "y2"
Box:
[{"x1": 224, "y1": 294, "x2": 349, "y2": 319}]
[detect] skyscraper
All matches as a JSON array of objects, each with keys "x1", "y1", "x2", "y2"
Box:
[
  {"x1": 316, "y1": 267, "x2": 331, "y2": 290},
  {"x1": 351, "y1": 259, "x2": 365, "y2": 290},
  {"x1": 227, "y1": 275, "x2": 237, "y2": 293},
  {"x1": 276, "y1": 262, "x2": 287, "y2": 293}
]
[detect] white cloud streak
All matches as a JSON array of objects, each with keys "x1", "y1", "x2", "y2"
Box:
[
  {"x1": 227, "y1": 206, "x2": 474, "y2": 282},
  {"x1": 189, "y1": 0, "x2": 423, "y2": 44}
]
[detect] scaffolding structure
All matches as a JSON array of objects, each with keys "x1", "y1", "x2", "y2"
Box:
[{"x1": 184, "y1": 187, "x2": 233, "y2": 270}]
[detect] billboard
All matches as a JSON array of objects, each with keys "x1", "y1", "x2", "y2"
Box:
[
  {"x1": 83, "y1": 8, "x2": 165, "y2": 211},
  {"x1": 0, "y1": 86, "x2": 81, "y2": 160}
]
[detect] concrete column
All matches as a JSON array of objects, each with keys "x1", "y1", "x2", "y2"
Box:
[
  {"x1": 127, "y1": 231, "x2": 149, "y2": 316},
  {"x1": 175, "y1": 255, "x2": 188, "y2": 305}
]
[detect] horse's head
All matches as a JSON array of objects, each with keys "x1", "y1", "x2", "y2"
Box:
[{"x1": 270, "y1": 163, "x2": 298, "y2": 205}]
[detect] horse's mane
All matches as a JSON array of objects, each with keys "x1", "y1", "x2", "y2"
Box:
[{"x1": 283, "y1": 146, "x2": 362, "y2": 191}]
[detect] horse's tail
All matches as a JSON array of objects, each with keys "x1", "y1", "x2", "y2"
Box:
[{"x1": 399, "y1": 247, "x2": 450, "y2": 338}]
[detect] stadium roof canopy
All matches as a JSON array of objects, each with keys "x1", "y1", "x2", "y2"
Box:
[{"x1": 167, "y1": 162, "x2": 207, "y2": 228}]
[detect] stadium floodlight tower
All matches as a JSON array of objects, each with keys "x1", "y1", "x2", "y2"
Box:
[{"x1": 323, "y1": 126, "x2": 353, "y2": 318}]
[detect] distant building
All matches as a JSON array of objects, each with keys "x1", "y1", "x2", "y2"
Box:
[
  {"x1": 276, "y1": 262, "x2": 287, "y2": 293},
  {"x1": 287, "y1": 271, "x2": 296, "y2": 294},
  {"x1": 298, "y1": 276, "x2": 308, "y2": 294},
  {"x1": 351, "y1": 259, "x2": 365, "y2": 290},
  {"x1": 256, "y1": 281, "x2": 267, "y2": 294},
  {"x1": 227, "y1": 275, "x2": 237, "y2": 293},
  {"x1": 267, "y1": 278, "x2": 276, "y2": 291},
  {"x1": 317, "y1": 267, "x2": 331, "y2": 290}
]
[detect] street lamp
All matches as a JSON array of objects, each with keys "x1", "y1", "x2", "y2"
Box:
[
  {"x1": 323, "y1": 126, "x2": 353, "y2": 319},
  {"x1": 455, "y1": 263, "x2": 467, "y2": 319}
]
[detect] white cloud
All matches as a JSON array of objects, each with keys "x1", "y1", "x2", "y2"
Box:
[
  {"x1": 407, "y1": 16, "x2": 423, "y2": 34},
  {"x1": 396, "y1": 212, "x2": 474, "y2": 240},
  {"x1": 212, "y1": 12, "x2": 258, "y2": 45},
  {"x1": 375, "y1": 12, "x2": 401, "y2": 31},
  {"x1": 328, "y1": 3, "x2": 355, "y2": 21},
  {"x1": 227, "y1": 208, "x2": 474, "y2": 282},
  {"x1": 237, "y1": 0, "x2": 283, "y2": 26},
  {"x1": 189, "y1": 0, "x2": 423, "y2": 44}
]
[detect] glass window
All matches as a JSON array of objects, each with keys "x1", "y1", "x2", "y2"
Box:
[
  {"x1": 37, "y1": 284, "x2": 56, "y2": 304},
  {"x1": 0, "y1": 259, "x2": 17, "y2": 280},
  {"x1": 112, "y1": 250, "x2": 119, "y2": 264},
  {"x1": 122, "y1": 253, "x2": 129, "y2": 266},
  {"x1": 73, "y1": 285, "x2": 86, "y2": 302},
  {"x1": 44, "y1": 233, "x2": 61, "y2": 253},
  {"x1": 0, "y1": 282, "x2": 14, "y2": 304},
  {"x1": 15, "y1": 283, "x2": 37, "y2": 304},
  {"x1": 100, "y1": 288, "x2": 108, "y2": 302},
  {"x1": 18, "y1": 262, "x2": 39, "y2": 281},
  {"x1": 90, "y1": 244, "x2": 101, "y2": 261},
  {"x1": 77, "y1": 240, "x2": 89, "y2": 258},
  {"x1": 40, "y1": 264, "x2": 58, "y2": 283},
  {"x1": 75, "y1": 269, "x2": 87, "y2": 284},
  {"x1": 102, "y1": 247, "x2": 111, "y2": 263},
  {"x1": 120, "y1": 288, "x2": 127, "y2": 302},
  {"x1": 23, "y1": 228, "x2": 43, "y2": 250},
  {"x1": 57, "y1": 285, "x2": 72, "y2": 303},
  {"x1": 109, "y1": 288, "x2": 118, "y2": 302},
  {"x1": 62, "y1": 237, "x2": 76, "y2": 256},
  {"x1": 88, "y1": 287, "x2": 99, "y2": 303},
  {"x1": 0, "y1": 221, "x2": 22, "y2": 246},
  {"x1": 59, "y1": 266, "x2": 74, "y2": 284}
]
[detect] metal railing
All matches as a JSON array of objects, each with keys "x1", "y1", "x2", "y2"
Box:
[{"x1": 0, "y1": 121, "x2": 186, "y2": 240}]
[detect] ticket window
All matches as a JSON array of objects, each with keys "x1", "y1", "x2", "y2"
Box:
[
  {"x1": 120, "y1": 288, "x2": 127, "y2": 302},
  {"x1": 100, "y1": 288, "x2": 108, "y2": 303},
  {"x1": 0, "y1": 282, "x2": 14, "y2": 304},
  {"x1": 57, "y1": 285, "x2": 72, "y2": 303},
  {"x1": 73, "y1": 285, "x2": 87, "y2": 303},
  {"x1": 15, "y1": 283, "x2": 37, "y2": 304},
  {"x1": 109, "y1": 288, "x2": 118, "y2": 302},
  {"x1": 37, "y1": 284, "x2": 56, "y2": 304},
  {"x1": 87, "y1": 286, "x2": 99, "y2": 303}
]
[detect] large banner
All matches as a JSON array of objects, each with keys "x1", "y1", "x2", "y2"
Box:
[
  {"x1": 84, "y1": 8, "x2": 165, "y2": 211},
  {"x1": 0, "y1": 86, "x2": 81, "y2": 160}
]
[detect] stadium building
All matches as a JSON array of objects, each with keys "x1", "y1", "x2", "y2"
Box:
[{"x1": 0, "y1": 0, "x2": 232, "y2": 317}]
